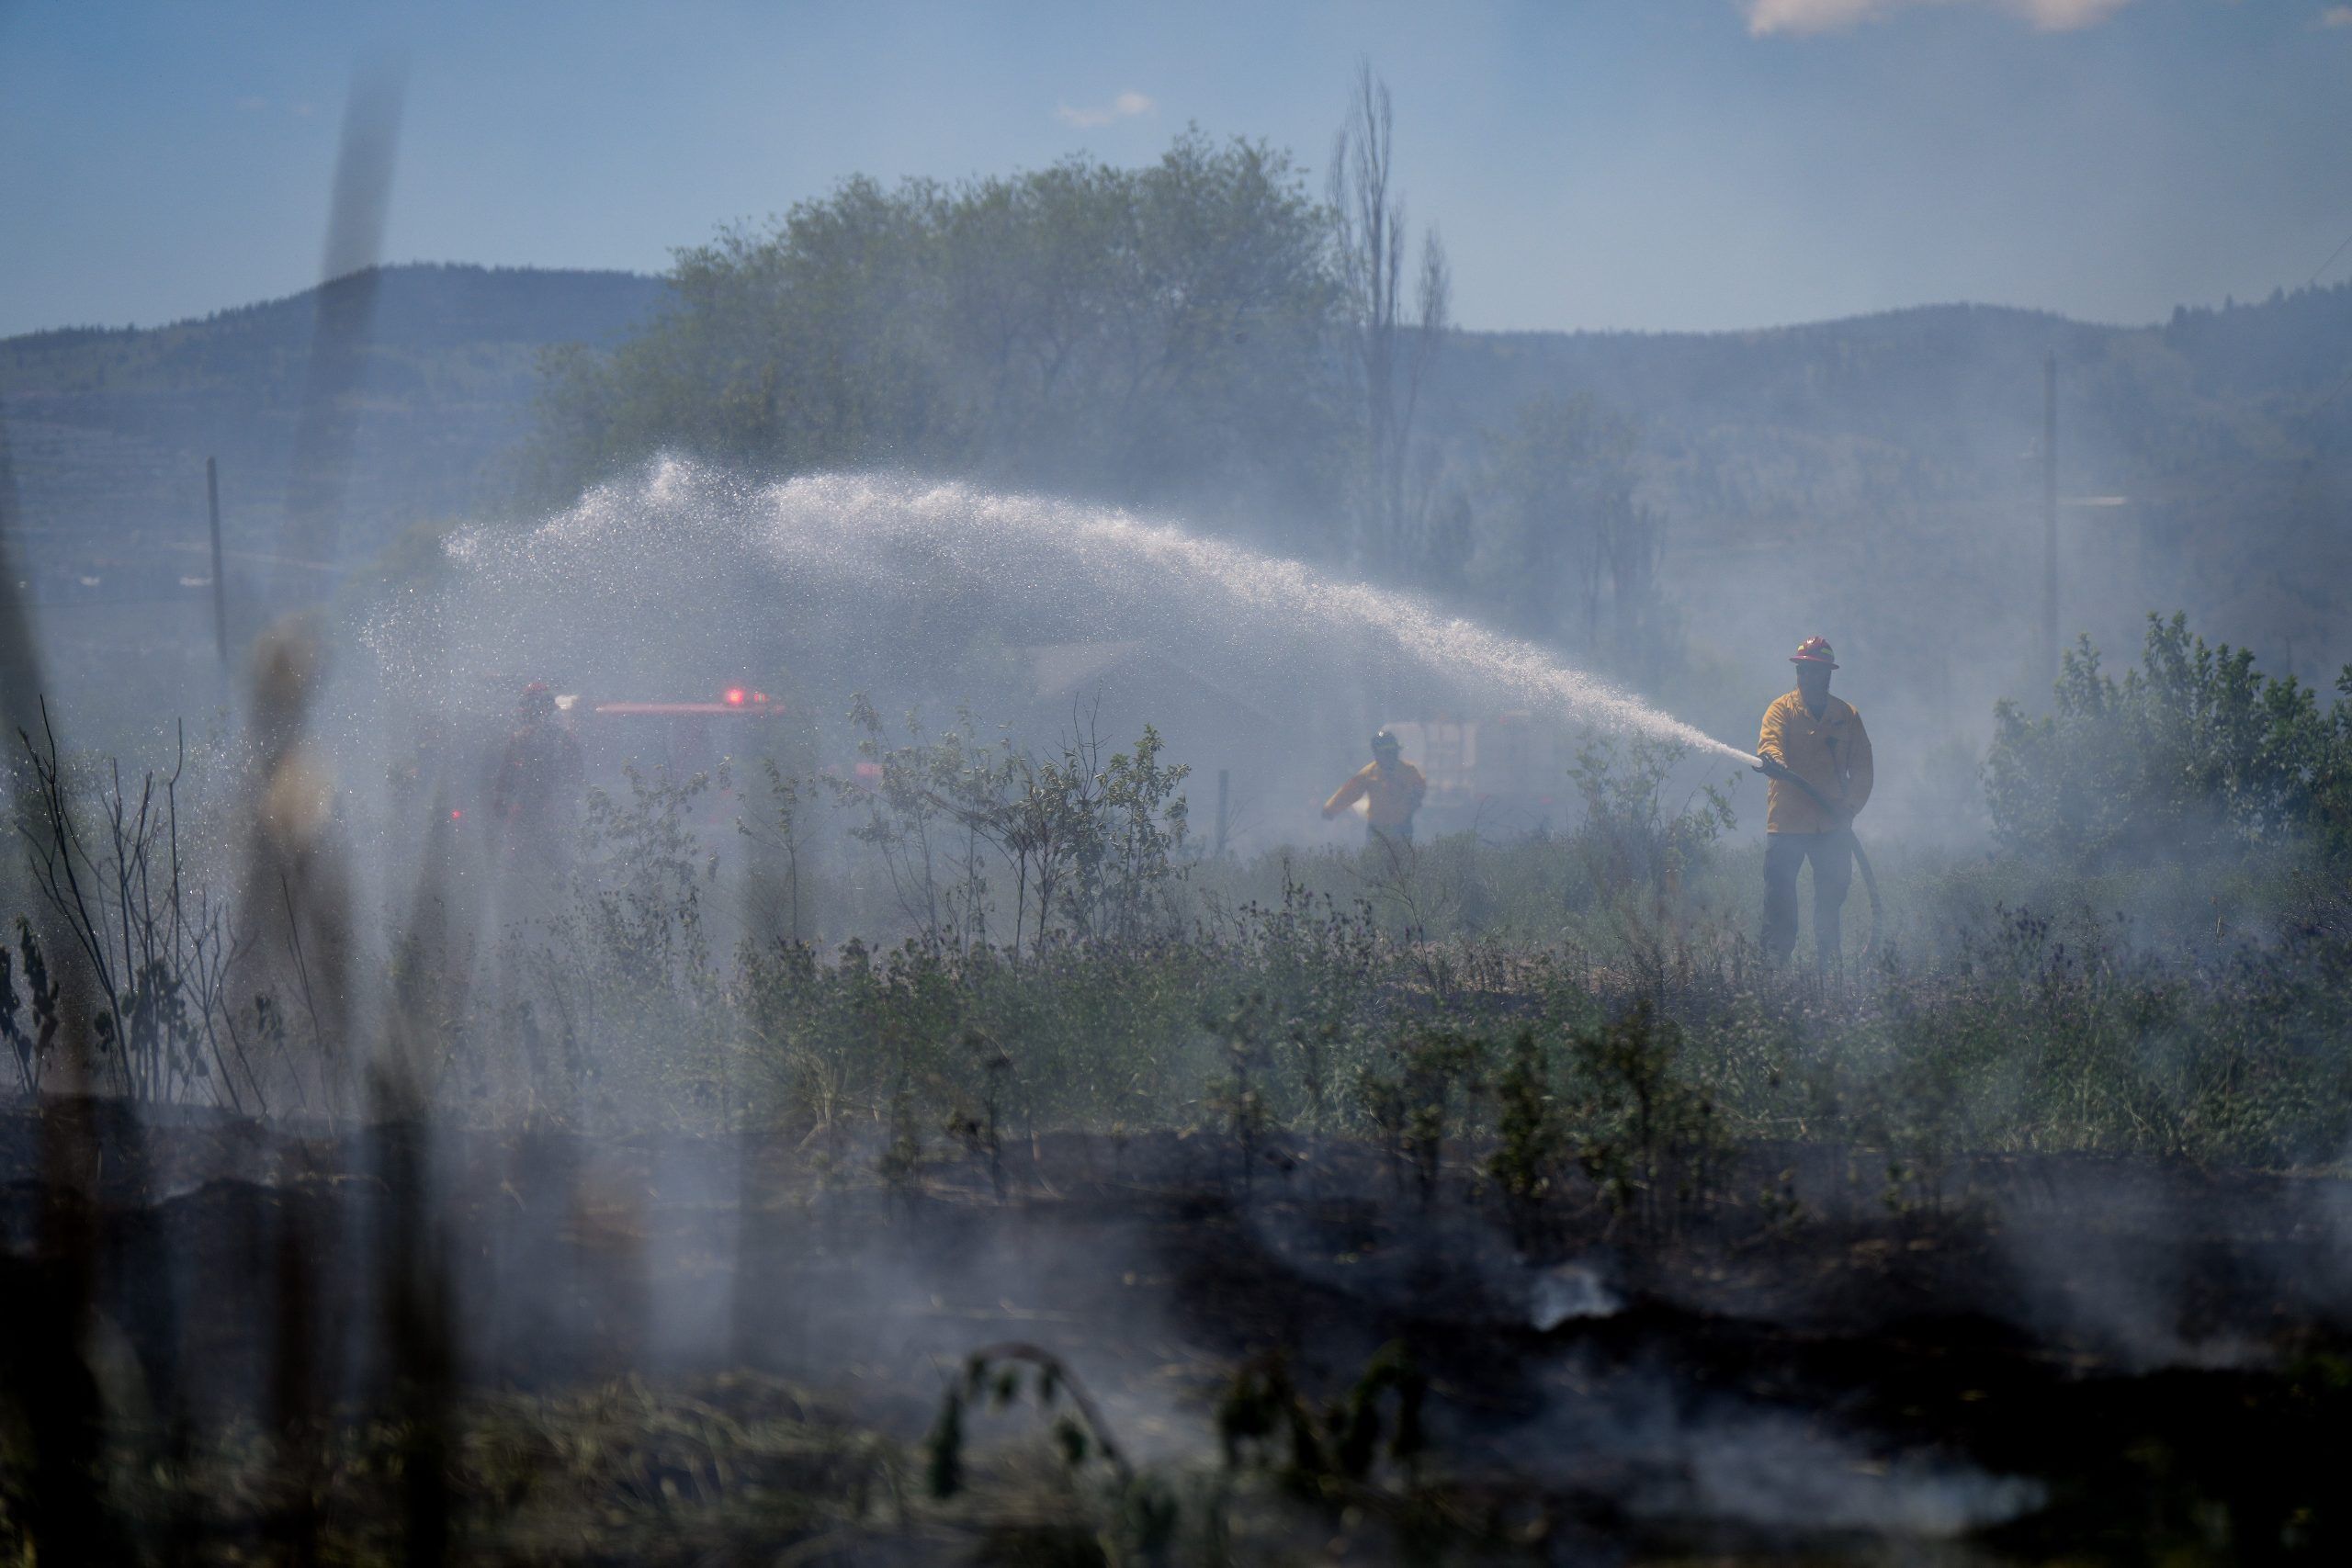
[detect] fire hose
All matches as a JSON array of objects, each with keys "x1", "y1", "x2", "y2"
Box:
[{"x1": 1752, "y1": 753, "x2": 1883, "y2": 958}]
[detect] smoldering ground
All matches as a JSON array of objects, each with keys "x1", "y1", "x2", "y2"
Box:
[{"x1": 18, "y1": 1096, "x2": 2352, "y2": 1561}]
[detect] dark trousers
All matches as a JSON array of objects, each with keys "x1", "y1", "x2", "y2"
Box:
[{"x1": 1764, "y1": 830, "x2": 1852, "y2": 969}]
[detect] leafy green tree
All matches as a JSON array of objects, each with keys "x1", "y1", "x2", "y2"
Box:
[
  {"x1": 531, "y1": 133, "x2": 1345, "y2": 542},
  {"x1": 535, "y1": 176, "x2": 956, "y2": 488}
]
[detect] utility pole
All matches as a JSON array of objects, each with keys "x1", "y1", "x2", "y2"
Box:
[
  {"x1": 206, "y1": 457, "x2": 230, "y2": 669},
  {"x1": 2041, "y1": 349, "x2": 2059, "y2": 687}
]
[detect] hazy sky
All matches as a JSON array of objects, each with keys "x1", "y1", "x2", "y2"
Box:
[{"x1": 4, "y1": 0, "x2": 2349, "y2": 339}]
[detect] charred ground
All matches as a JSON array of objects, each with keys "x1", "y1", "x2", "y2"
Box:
[{"x1": 6, "y1": 1089, "x2": 2352, "y2": 1564}]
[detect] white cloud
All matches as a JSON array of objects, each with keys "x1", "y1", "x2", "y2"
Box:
[
  {"x1": 1744, "y1": 0, "x2": 2136, "y2": 35},
  {"x1": 2322, "y1": 6, "x2": 2352, "y2": 28},
  {"x1": 1745, "y1": 0, "x2": 1878, "y2": 29},
  {"x1": 1055, "y1": 90, "x2": 1155, "y2": 129}
]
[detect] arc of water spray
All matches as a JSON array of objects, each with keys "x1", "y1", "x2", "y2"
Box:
[
  {"x1": 443, "y1": 463, "x2": 1761, "y2": 769},
  {"x1": 767, "y1": 473, "x2": 1762, "y2": 770}
]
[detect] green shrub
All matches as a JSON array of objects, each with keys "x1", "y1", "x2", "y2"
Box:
[{"x1": 1986, "y1": 613, "x2": 2352, "y2": 867}]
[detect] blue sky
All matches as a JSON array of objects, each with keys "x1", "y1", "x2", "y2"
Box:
[{"x1": 3, "y1": 0, "x2": 2348, "y2": 339}]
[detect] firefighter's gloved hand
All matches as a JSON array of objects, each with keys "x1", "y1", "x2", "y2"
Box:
[{"x1": 1753, "y1": 755, "x2": 1792, "y2": 781}]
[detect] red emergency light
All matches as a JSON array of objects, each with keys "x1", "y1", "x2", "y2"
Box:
[{"x1": 594, "y1": 694, "x2": 785, "y2": 716}]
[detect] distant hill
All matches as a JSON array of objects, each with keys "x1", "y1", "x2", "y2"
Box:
[
  {"x1": 0, "y1": 263, "x2": 669, "y2": 594},
  {"x1": 1441, "y1": 289, "x2": 2352, "y2": 549},
  {"x1": 1431, "y1": 286, "x2": 2352, "y2": 716}
]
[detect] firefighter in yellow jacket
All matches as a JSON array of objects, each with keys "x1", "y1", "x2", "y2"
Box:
[
  {"x1": 1324, "y1": 729, "x2": 1427, "y2": 845},
  {"x1": 1757, "y1": 637, "x2": 1873, "y2": 969}
]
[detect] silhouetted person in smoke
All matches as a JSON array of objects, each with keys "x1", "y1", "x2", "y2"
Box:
[
  {"x1": 1324, "y1": 728, "x2": 1427, "y2": 847},
  {"x1": 489, "y1": 682, "x2": 582, "y2": 886},
  {"x1": 235, "y1": 614, "x2": 357, "y2": 1104},
  {"x1": 1756, "y1": 637, "x2": 1873, "y2": 972}
]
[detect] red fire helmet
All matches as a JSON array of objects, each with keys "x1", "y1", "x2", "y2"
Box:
[{"x1": 1790, "y1": 637, "x2": 1838, "y2": 669}]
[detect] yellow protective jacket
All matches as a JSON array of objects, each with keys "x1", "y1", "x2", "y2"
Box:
[
  {"x1": 1758, "y1": 692, "x2": 1873, "y2": 835},
  {"x1": 1325, "y1": 760, "x2": 1426, "y2": 829}
]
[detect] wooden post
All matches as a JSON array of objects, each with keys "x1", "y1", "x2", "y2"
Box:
[
  {"x1": 206, "y1": 457, "x2": 230, "y2": 669},
  {"x1": 1215, "y1": 769, "x2": 1230, "y2": 858}
]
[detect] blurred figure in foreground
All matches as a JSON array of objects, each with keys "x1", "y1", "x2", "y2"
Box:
[
  {"x1": 1323, "y1": 728, "x2": 1427, "y2": 847},
  {"x1": 236, "y1": 614, "x2": 356, "y2": 1106},
  {"x1": 488, "y1": 681, "x2": 583, "y2": 882},
  {"x1": 1755, "y1": 636, "x2": 1873, "y2": 971}
]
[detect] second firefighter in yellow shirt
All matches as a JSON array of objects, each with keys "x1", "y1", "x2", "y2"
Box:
[{"x1": 1323, "y1": 728, "x2": 1427, "y2": 845}]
